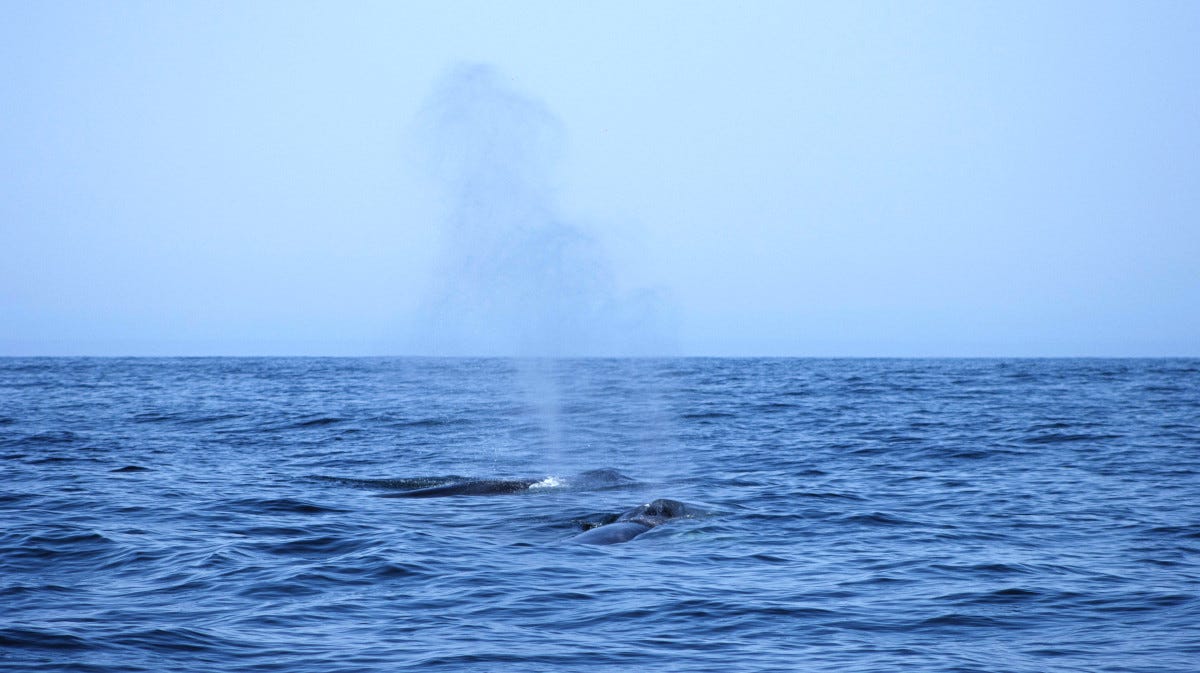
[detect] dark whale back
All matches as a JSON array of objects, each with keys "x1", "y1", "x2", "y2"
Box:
[
  {"x1": 381, "y1": 478, "x2": 538, "y2": 498},
  {"x1": 617, "y1": 498, "x2": 696, "y2": 525},
  {"x1": 571, "y1": 498, "x2": 701, "y2": 545},
  {"x1": 375, "y1": 468, "x2": 638, "y2": 498},
  {"x1": 569, "y1": 521, "x2": 653, "y2": 545},
  {"x1": 573, "y1": 468, "x2": 638, "y2": 489}
]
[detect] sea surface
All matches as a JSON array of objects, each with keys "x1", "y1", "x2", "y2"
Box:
[{"x1": 2, "y1": 357, "x2": 1198, "y2": 672}]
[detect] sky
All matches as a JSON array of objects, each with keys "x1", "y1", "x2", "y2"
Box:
[{"x1": 1, "y1": 1, "x2": 1197, "y2": 356}]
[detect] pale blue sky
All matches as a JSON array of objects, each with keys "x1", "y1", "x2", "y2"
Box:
[{"x1": 2, "y1": 1, "x2": 1197, "y2": 356}]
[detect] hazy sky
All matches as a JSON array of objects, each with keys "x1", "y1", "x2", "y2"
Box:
[{"x1": 2, "y1": 1, "x2": 1197, "y2": 356}]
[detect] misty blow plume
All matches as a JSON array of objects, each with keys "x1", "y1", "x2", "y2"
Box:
[{"x1": 410, "y1": 64, "x2": 674, "y2": 356}]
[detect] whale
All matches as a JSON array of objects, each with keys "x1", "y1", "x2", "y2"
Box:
[
  {"x1": 570, "y1": 498, "x2": 702, "y2": 545},
  {"x1": 376, "y1": 468, "x2": 638, "y2": 498},
  {"x1": 380, "y1": 477, "x2": 538, "y2": 498}
]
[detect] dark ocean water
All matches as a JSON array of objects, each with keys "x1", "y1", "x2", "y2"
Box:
[{"x1": 2, "y1": 357, "x2": 1198, "y2": 672}]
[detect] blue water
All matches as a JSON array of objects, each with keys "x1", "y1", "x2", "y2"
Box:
[{"x1": 2, "y1": 358, "x2": 1198, "y2": 672}]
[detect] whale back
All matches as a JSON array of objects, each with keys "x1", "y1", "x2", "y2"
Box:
[
  {"x1": 569, "y1": 521, "x2": 652, "y2": 545},
  {"x1": 617, "y1": 498, "x2": 696, "y2": 525},
  {"x1": 569, "y1": 498, "x2": 701, "y2": 545},
  {"x1": 573, "y1": 468, "x2": 637, "y2": 488},
  {"x1": 382, "y1": 478, "x2": 538, "y2": 498}
]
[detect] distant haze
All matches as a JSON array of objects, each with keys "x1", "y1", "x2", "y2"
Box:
[{"x1": 1, "y1": 2, "x2": 1197, "y2": 356}]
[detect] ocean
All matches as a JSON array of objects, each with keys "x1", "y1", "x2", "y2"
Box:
[{"x1": 2, "y1": 357, "x2": 1197, "y2": 672}]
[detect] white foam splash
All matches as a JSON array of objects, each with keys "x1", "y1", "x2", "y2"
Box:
[{"x1": 528, "y1": 476, "x2": 564, "y2": 490}]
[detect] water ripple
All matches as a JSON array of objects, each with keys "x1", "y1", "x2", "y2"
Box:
[{"x1": 0, "y1": 357, "x2": 1196, "y2": 672}]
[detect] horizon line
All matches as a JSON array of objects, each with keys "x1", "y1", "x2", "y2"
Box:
[{"x1": 0, "y1": 354, "x2": 1196, "y2": 360}]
